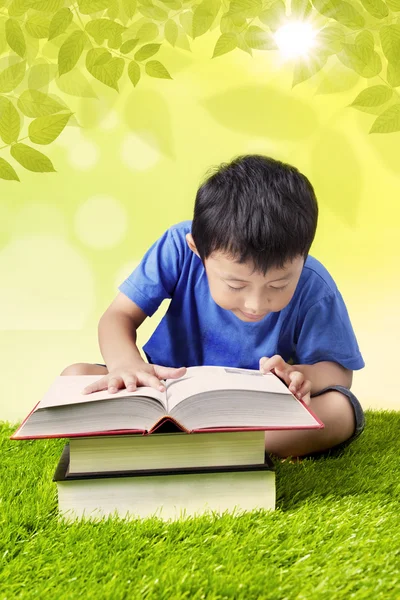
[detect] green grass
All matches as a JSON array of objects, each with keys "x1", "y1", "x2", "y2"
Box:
[{"x1": 1, "y1": 411, "x2": 400, "y2": 599}]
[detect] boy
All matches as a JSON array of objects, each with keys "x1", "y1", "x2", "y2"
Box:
[{"x1": 61, "y1": 155, "x2": 365, "y2": 458}]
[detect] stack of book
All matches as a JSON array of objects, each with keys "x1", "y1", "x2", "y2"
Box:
[{"x1": 11, "y1": 366, "x2": 323, "y2": 522}]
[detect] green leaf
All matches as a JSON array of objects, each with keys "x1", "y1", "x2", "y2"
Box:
[
  {"x1": 0, "y1": 157, "x2": 19, "y2": 181},
  {"x1": 123, "y1": 0, "x2": 137, "y2": 19},
  {"x1": 0, "y1": 97, "x2": 21, "y2": 144},
  {"x1": 174, "y1": 24, "x2": 190, "y2": 51},
  {"x1": 292, "y1": 54, "x2": 327, "y2": 87},
  {"x1": 30, "y1": 0, "x2": 64, "y2": 12},
  {"x1": 164, "y1": 19, "x2": 178, "y2": 46},
  {"x1": 230, "y1": 0, "x2": 261, "y2": 19},
  {"x1": 161, "y1": 0, "x2": 181, "y2": 7},
  {"x1": 55, "y1": 68, "x2": 98, "y2": 98},
  {"x1": 232, "y1": 32, "x2": 251, "y2": 55},
  {"x1": 339, "y1": 44, "x2": 382, "y2": 78},
  {"x1": 58, "y1": 30, "x2": 87, "y2": 76},
  {"x1": 25, "y1": 15, "x2": 51, "y2": 39},
  {"x1": 0, "y1": 60, "x2": 26, "y2": 93},
  {"x1": 48, "y1": 8, "x2": 73, "y2": 41},
  {"x1": 290, "y1": 0, "x2": 312, "y2": 18},
  {"x1": 317, "y1": 26, "x2": 345, "y2": 55},
  {"x1": 17, "y1": 89, "x2": 66, "y2": 117},
  {"x1": 370, "y1": 104, "x2": 400, "y2": 133},
  {"x1": 6, "y1": 18, "x2": 26, "y2": 58},
  {"x1": 380, "y1": 25, "x2": 400, "y2": 64},
  {"x1": 85, "y1": 18, "x2": 108, "y2": 44},
  {"x1": 8, "y1": 0, "x2": 31, "y2": 18},
  {"x1": 128, "y1": 59, "x2": 140, "y2": 85},
  {"x1": 78, "y1": 0, "x2": 110, "y2": 14},
  {"x1": 179, "y1": 11, "x2": 193, "y2": 37},
  {"x1": 87, "y1": 19, "x2": 126, "y2": 49},
  {"x1": 120, "y1": 38, "x2": 139, "y2": 53},
  {"x1": 134, "y1": 42, "x2": 161, "y2": 61},
  {"x1": 28, "y1": 112, "x2": 72, "y2": 144},
  {"x1": 332, "y1": 2, "x2": 365, "y2": 29},
  {"x1": 212, "y1": 32, "x2": 237, "y2": 58},
  {"x1": 138, "y1": 3, "x2": 168, "y2": 20},
  {"x1": 145, "y1": 59, "x2": 172, "y2": 78},
  {"x1": 86, "y1": 48, "x2": 125, "y2": 90},
  {"x1": 259, "y1": 1, "x2": 285, "y2": 31},
  {"x1": 107, "y1": 0, "x2": 119, "y2": 19},
  {"x1": 25, "y1": 33, "x2": 40, "y2": 63},
  {"x1": 10, "y1": 142, "x2": 55, "y2": 172},
  {"x1": 387, "y1": 61, "x2": 400, "y2": 87},
  {"x1": 94, "y1": 52, "x2": 112, "y2": 66},
  {"x1": 312, "y1": 0, "x2": 341, "y2": 18},
  {"x1": 356, "y1": 31, "x2": 374, "y2": 51},
  {"x1": 244, "y1": 26, "x2": 276, "y2": 50},
  {"x1": 386, "y1": 0, "x2": 400, "y2": 9},
  {"x1": 132, "y1": 22, "x2": 159, "y2": 42},
  {"x1": 360, "y1": 0, "x2": 388, "y2": 18},
  {"x1": 193, "y1": 0, "x2": 221, "y2": 39},
  {"x1": 351, "y1": 85, "x2": 393, "y2": 107},
  {"x1": 220, "y1": 12, "x2": 243, "y2": 33},
  {"x1": 28, "y1": 61, "x2": 58, "y2": 89}
]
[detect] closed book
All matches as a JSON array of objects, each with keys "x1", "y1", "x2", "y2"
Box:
[
  {"x1": 68, "y1": 431, "x2": 266, "y2": 474},
  {"x1": 12, "y1": 366, "x2": 323, "y2": 439},
  {"x1": 54, "y1": 445, "x2": 276, "y2": 522}
]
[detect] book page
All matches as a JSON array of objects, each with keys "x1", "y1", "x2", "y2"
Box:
[
  {"x1": 166, "y1": 366, "x2": 290, "y2": 412},
  {"x1": 37, "y1": 376, "x2": 167, "y2": 410},
  {"x1": 170, "y1": 390, "x2": 319, "y2": 430}
]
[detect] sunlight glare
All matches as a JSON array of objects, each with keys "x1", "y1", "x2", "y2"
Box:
[{"x1": 274, "y1": 22, "x2": 317, "y2": 59}]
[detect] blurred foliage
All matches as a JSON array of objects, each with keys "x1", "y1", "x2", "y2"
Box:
[{"x1": 0, "y1": 0, "x2": 400, "y2": 180}]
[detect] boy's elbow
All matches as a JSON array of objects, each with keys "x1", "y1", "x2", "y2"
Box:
[{"x1": 342, "y1": 368, "x2": 353, "y2": 389}]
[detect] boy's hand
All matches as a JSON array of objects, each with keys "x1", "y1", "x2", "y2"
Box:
[
  {"x1": 259, "y1": 355, "x2": 311, "y2": 406},
  {"x1": 82, "y1": 363, "x2": 187, "y2": 395}
]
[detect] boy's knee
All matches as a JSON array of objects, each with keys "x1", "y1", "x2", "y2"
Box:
[
  {"x1": 265, "y1": 390, "x2": 356, "y2": 458},
  {"x1": 60, "y1": 362, "x2": 97, "y2": 376}
]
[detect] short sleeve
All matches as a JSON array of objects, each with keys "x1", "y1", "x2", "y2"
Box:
[
  {"x1": 118, "y1": 227, "x2": 184, "y2": 317},
  {"x1": 294, "y1": 292, "x2": 365, "y2": 370}
]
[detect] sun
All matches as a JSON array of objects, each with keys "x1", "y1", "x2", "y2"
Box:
[{"x1": 274, "y1": 21, "x2": 317, "y2": 60}]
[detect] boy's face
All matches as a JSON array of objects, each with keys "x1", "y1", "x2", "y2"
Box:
[{"x1": 186, "y1": 234, "x2": 304, "y2": 322}]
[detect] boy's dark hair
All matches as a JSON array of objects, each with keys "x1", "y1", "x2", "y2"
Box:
[{"x1": 191, "y1": 154, "x2": 318, "y2": 274}]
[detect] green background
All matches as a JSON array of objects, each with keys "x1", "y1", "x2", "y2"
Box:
[{"x1": 1, "y1": 32, "x2": 399, "y2": 422}]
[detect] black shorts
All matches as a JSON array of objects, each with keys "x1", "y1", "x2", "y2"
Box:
[
  {"x1": 308, "y1": 384, "x2": 365, "y2": 457},
  {"x1": 95, "y1": 365, "x2": 365, "y2": 456}
]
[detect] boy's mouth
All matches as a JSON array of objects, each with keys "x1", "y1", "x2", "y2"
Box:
[{"x1": 240, "y1": 310, "x2": 268, "y2": 321}]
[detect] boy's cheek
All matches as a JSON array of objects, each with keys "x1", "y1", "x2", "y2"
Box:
[{"x1": 207, "y1": 284, "x2": 232, "y2": 310}]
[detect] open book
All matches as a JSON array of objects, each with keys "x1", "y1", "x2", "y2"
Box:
[{"x1": 11, "y1": 366, "x2": 323, "y2": 439}]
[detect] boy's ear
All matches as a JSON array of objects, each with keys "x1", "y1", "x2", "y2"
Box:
[{"x1": 186, "y1": 233, "x2": 200, "y2": 257}]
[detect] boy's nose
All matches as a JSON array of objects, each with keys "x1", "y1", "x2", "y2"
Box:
[{"x1": 243, "y1": 297, "x2": 265, "y2": 314}]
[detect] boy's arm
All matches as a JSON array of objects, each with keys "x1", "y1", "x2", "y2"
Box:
[
  {"x1": 292, "y1": 361, "x2": 353, "y2": 394},
  {"x1": 98, "y1": 292, "x2": 148, "y2": 370}
]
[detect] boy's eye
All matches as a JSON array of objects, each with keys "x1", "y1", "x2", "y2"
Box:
[
  {"x1": 270, "y1": 285, "x2": 288, "y2": 292},
  {"x1": 227, "y1": 284, "x2": 245, "y2": 291}
]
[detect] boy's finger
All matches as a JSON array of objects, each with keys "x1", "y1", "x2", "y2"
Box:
[
  {"x1": 141, "y1": 373, "x2": 166, "y2": 392},
  {"x1": 260, "y1": 355, "x2": 287, "y2": 374},
  {"x1": 108, "y1": 376, "x2": 122, "y2": 394},
  {"x1": 124, "y1": 377, "x2": 137, "y2": 392},
  {"x1": 296, "y1": 379, "x2": 312, "y2": 400},
  {"x1": 288, "y1": 371, "x2": 304, "y2": 394},
  {"x1": 154, "y1": 365, "x2": 187, "y2": 379},
  {"x1": 82, "y1": 377, "x2": 108, "y2": 395}
]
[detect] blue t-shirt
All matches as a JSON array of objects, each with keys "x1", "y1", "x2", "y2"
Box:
[{"x1": 119, "y1": 221, "x2": 364, "y2": 371}]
